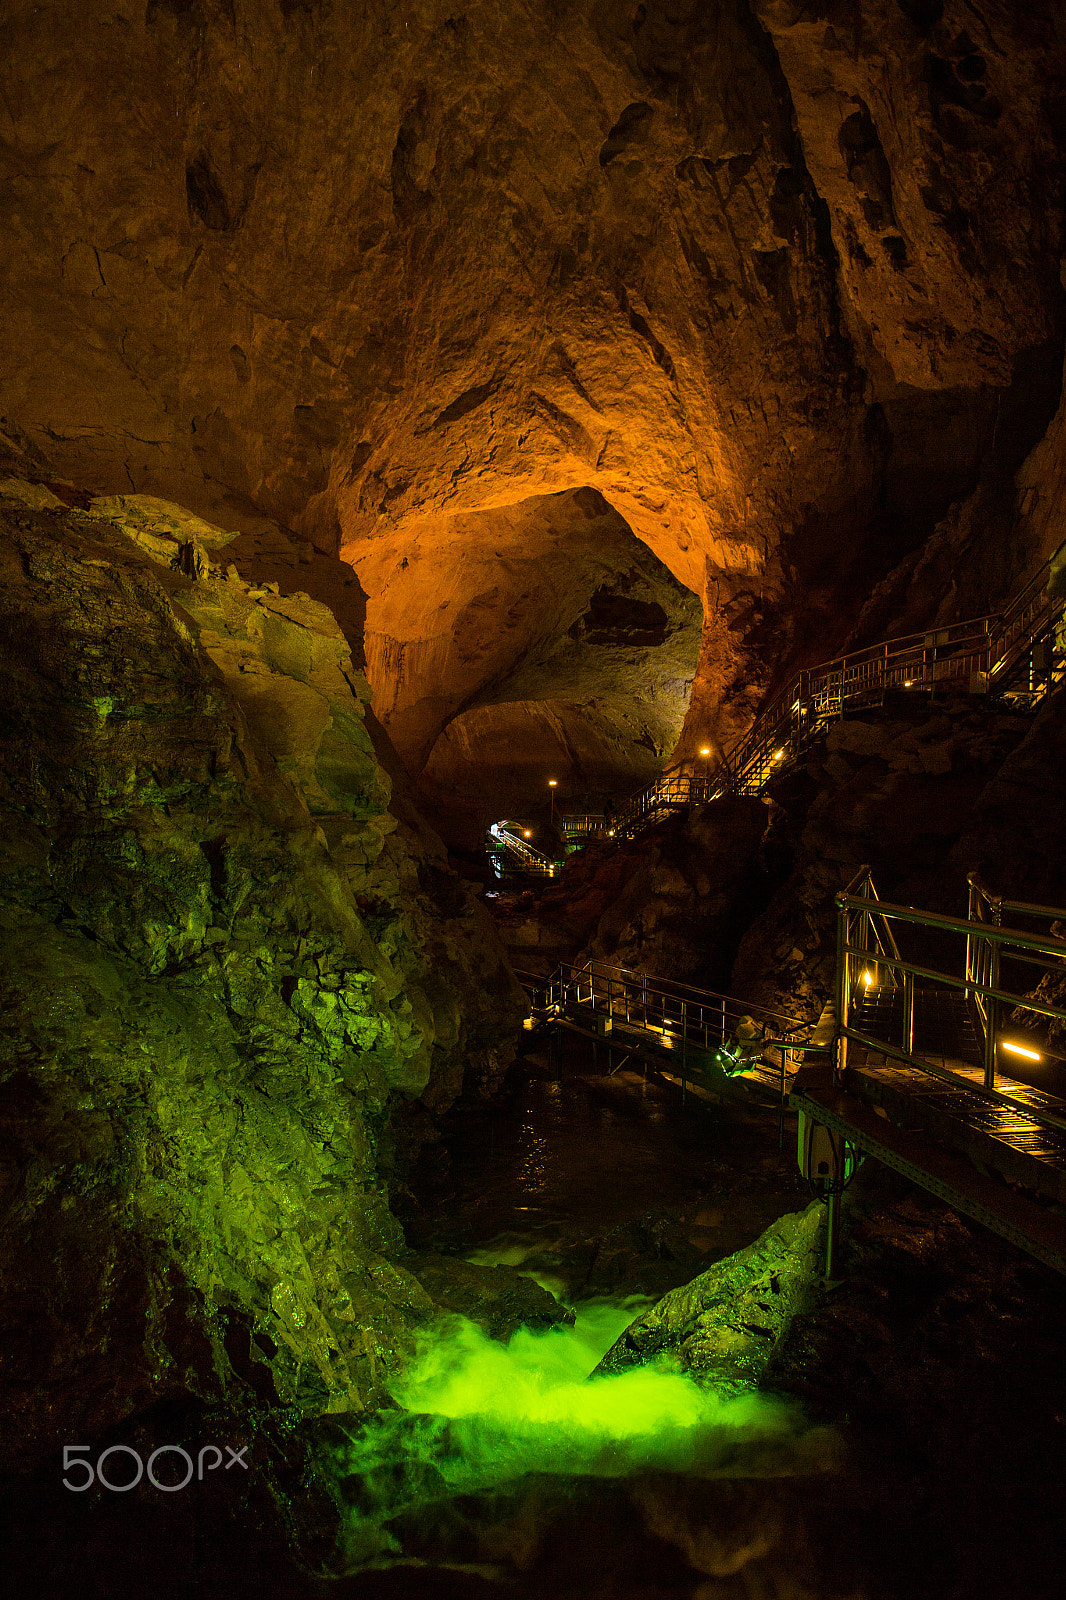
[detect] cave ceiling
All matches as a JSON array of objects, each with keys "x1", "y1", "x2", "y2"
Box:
[{"x1": 2, "y1": 0, "x2": 1065, "y2": 802}]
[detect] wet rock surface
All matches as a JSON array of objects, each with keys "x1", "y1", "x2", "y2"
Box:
[
  {"x1": 0, "y1": 488, "x2": 527, "y2": 1467},
  {"x1": 402, "y1": 1252, "x2": 572, "y2": 1342},
  {"x1": 593, "y1": 1202, "x2": 824, "y2": 1388}
]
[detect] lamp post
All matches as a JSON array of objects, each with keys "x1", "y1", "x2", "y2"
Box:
[
  {"x1": 698, "y1": 746, "x2": 710, "y2": 799},
  {"x1": 548, "y1": 778, "x2": 557, "y2": 824}
]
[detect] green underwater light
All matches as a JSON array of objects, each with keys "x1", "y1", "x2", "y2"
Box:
[{"x1": 326, "y1": 1288, "x2": 836, "y2": 1568}]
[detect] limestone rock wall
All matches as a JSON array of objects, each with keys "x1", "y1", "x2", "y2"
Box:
[
  {"x1": 0, "y1": 482, "x2": 526, "y2": 1466},
  {"x1": 3, "y1": 2, "x2": 1064, "y2": 792}
]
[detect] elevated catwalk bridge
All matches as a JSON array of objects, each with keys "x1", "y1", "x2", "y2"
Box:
[
  {"x1": 519, "y1": 869, "x2": 1066, "y2": 1279},
  {"x1": 495, "y1": 543, "x2": 1064, "y2": 862}
]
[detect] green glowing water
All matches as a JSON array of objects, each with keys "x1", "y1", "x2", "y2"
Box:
[{"x1": 327, "y1": 1285, "x2": 837, "y2": 1567}]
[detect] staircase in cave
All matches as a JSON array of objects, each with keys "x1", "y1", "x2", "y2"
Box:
[
  {"x1": 484, "y1": 548, "x2": 1061, "y2": 862},
  {"x1": 488, "y1": 822, "x2": 557, "y2": 877},
  {"x1": 606, "y1": 544, "x2": 1066, "y2": 842}
]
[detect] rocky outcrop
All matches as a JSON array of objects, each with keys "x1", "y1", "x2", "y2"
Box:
[
  {"x1": 593, "y1": 1202, "x2": 824, "y2": 1390},
  {"x1": 494, "y1": 795, "x2": 770, "y2": 987},
  {"x1": 573, "y1": 797, "x2": 771, "y2": 987},
  {"x1": 0, "y1": 481, "x2": 527, "y2": 1468}
]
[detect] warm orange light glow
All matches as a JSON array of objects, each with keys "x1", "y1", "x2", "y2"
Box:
[
  {"x1": 863, "y1": 970, "x2": 874, "y2": 988},
  {"x1": 548, "y1": 779, "x2": 558, "y2": 787},
  {"x1": 773, "y1": 749, "x2": 784, "y2": 760},
  {"x1": 1002, "y1": 1041, "x2": 1041, "y2": 1061},
  {"x1": 699, "y1": 746, "x2": 711, "y2": 756},
  {"x1": 523, "y1": 830, "x2": 531, "y2": 838}
]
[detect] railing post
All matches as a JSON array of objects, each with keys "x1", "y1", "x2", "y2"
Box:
[
  {"x1": 835, "y1": 898, "x2": 849, "y2": 1085},
  {"x1": 984, "y1": 940, "x2": 1000, "y2": 1090},
  {"x1": 903, "y1": 970, "x2": 915, "y2": 1056},
  {"x1": 681, "y1": 1000, "x2": 687, "y2": 1103}
]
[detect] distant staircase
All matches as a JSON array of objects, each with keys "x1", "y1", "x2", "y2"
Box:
[{"x1": 616, "y1": 545, "x2": 1065, "y2": 837}]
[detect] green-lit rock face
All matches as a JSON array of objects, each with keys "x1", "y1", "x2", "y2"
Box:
[
  {"x1": 0, "y1": 485, "x2": 526, "y2": 1463},
  {"x1": 593, "y1": 1203, "x2": 825, "y2": 1391}
]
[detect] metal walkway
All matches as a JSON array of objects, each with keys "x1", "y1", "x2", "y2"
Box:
[
  {"x1": 487, "y1": 546, "x2": 1061, "y2": 864},
  {"x1": 720, "y1": 542, "x2": 1064, "y2": 800},
  {"x1": 518, "y1": 960, "x2": 819, "y2": 1122},
  {"x1": 792, "y1": 869, "x2": 1066, "y2": 1274},
  {"x1": 607, "y1": 544, "x2": 1065, "y2": 841}
]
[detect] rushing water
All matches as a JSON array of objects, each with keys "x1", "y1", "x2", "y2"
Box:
[{"x1": 319, "y1": 1044, "x2": 854, "y2": 1594}]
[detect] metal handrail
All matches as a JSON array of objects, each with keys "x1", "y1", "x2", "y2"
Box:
[
  {"x1": 558, "y1": 957, "x2": 812, "y2": 1036},
  {"x1": 488, "y1": 826, "x2": 557, "y2": 876},
  {"x1": 584, "y1": 547, "x2": 1062, "y2": 847},
  {"x1": 835, "y1": 870, "x2": 1066, "y2": 1126}
]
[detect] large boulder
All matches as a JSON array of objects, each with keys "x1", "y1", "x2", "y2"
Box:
[{"x1": 592, "y1": 1202, "x2": 824, "y2": 1391}]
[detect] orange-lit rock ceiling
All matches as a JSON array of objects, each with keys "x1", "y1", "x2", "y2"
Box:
[{"x1": 3, "y1": 0, "x2": 1065, "y2": 812}]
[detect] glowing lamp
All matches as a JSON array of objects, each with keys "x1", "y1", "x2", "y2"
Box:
[
  {"x1": 547, "y1": 779, "x2": 558, "y2": 787},
  {"x1": 524, "y1": 830, "x2": 531, "y2": 838},
  {"x1": 773, "y1": 749, "x2": 784, "y2": 761},
  {"x1": 862, "y1": 970, "x2": 874, "y2": 989},
  {"x1": 608, "y1": 829, "x2": 615, "y2": 837},
  {"x1": 699, "y1": 746, "x2": 711, "y2": 756},
  {"x1": 1002, "y1": 1041, "x2": 1041, "y2": 1061}
]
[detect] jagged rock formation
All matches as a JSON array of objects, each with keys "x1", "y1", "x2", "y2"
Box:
[
  {"x1": 0, "y1": 481, "x2": 528, "y2": 1467},
  {"x1": 593, "y1": 1201, "x2": 825, "y2": 1388},
  {"x1": 492, "y1": 795, "x2": 769, "y2": 988},
  {"x1": 3, "y1": 2, "x2": 1064, "y2": 805}
]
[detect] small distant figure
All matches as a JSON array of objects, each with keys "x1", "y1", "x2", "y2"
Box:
[
  {"x1": 399, "y1": 556, "x2": 409, "y2": 570},
  {"x1": 603, "y1": 797, "x2": 616, "y2": 822}
]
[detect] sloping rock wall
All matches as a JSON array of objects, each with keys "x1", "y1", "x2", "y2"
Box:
[{"x1": 0, "y1": 482, "x2": 526, "y2": 1467}]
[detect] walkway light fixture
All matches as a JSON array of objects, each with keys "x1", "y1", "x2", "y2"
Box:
[
  {"x1": 699, "y1": 746, "x2": 711, "y2": 757},
  {"x1": 548, "y1": 778, "x2": 557, "y2": 824},
  {"x1": 1002, "y1": 1041, "x2": 1041, "y2": 1061}
]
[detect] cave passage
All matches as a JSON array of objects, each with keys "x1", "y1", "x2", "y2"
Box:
[{"x1": 4, "y1": 4, "x2": 1066, "y2": 1598}]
